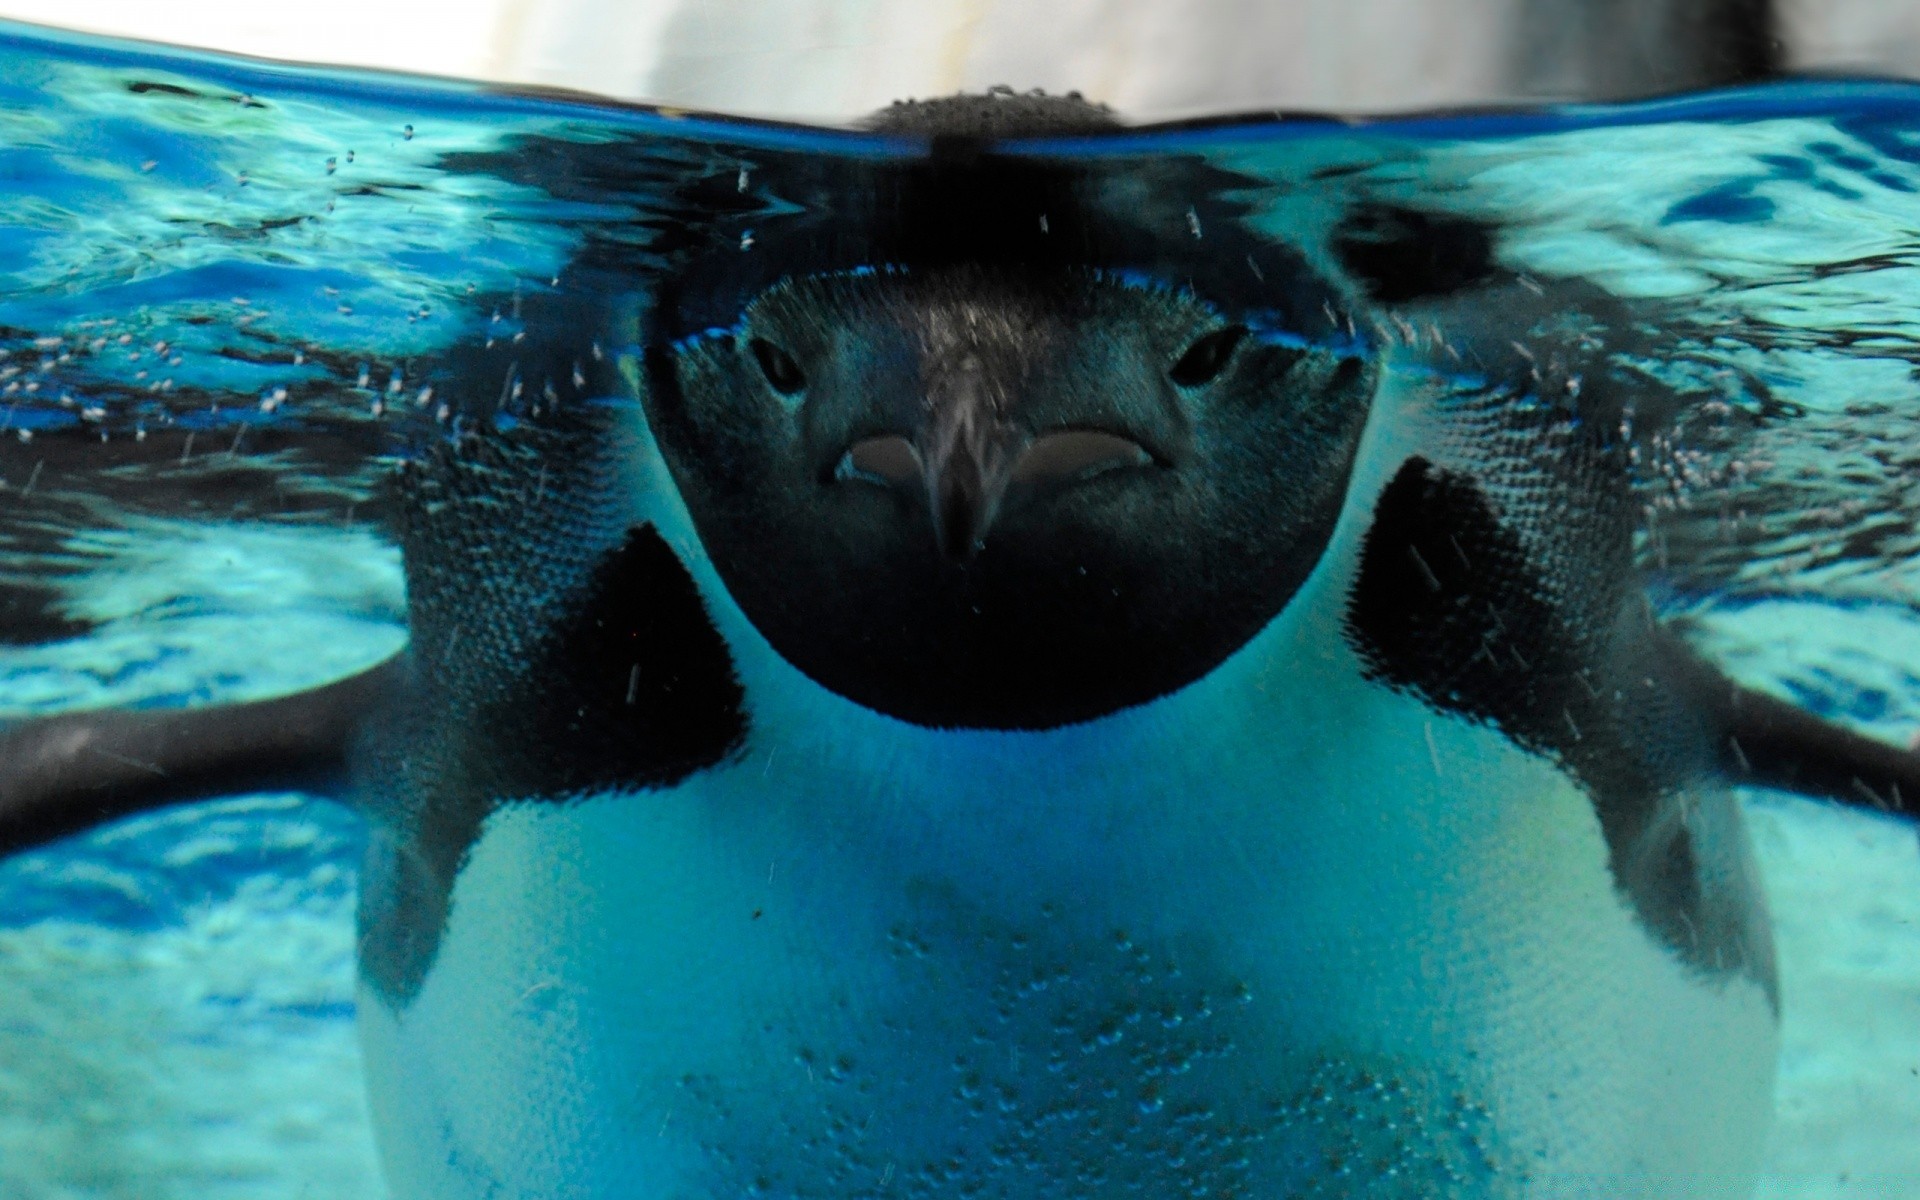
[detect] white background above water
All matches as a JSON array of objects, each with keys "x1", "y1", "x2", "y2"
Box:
[{"x1": 3, "y1": 0, "x2": 1920, "y2": 119}]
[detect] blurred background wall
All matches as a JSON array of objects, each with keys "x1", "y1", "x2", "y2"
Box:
[{"x1": 0, "y1": 0, "x2": 1913, "y2": 120}]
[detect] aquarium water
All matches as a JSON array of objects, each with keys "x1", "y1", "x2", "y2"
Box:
[{"x1": 0, "y1": 17, "x2": 1915, "y2": 1200}]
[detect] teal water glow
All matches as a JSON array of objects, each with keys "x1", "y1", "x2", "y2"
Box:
[{"x1": 0, "y1": 17, "x2": 1916, "y2": 1199}]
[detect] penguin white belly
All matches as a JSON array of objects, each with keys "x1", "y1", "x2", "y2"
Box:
[{"x1": 360, "y1": 594, "x2": 1777, "y2": 1199}]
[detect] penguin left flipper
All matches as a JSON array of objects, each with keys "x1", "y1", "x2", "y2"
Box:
[
  {"x1": 1666, "y1": 634, "x2": 1920, "y2": 818},
  {"x1": 0, "y1": 656, "x2": 397, "y2": 856}
]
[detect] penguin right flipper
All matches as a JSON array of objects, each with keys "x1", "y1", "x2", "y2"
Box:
[
  {"x1": 1665, "y1": 636, "x2": 1920, "y2": 817},
  {"x1": 0, "y1": 656, "x2": 399, "y2": 857}
]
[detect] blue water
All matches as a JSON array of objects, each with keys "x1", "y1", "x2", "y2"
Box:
[{"x1": 0, "y1": 17, "x2": 1917, "y2": 1199}]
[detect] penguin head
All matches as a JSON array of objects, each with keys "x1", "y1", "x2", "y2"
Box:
[{"x1": 646, "y1": 265, "x2": 1374, "y2": 730}]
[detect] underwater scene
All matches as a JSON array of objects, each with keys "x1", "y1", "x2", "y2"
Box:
[{"x1": 0, "y1": 16, "x2": 1918, "y2": 1200}]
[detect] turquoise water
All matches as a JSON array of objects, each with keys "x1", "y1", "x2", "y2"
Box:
[{"x1": 0, "y1": 17, "x2": 1916, "y2": 1199}]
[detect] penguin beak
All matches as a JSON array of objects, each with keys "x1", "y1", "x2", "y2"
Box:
[
  {"x1": 915, "y1": 363, "x2": 1021, "y2": 562},
  {"x1": 833, "y1": 357, "x2": 1156, "y2": 563}
]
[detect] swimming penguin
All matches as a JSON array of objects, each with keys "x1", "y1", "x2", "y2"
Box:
[{"x1": 4, "y1": 92, "x2": 1919, "y2": 1199}]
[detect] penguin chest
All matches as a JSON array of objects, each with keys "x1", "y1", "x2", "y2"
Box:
[{"x1": 358, "y1": 659, "x2": 1777, "y2": 1200}]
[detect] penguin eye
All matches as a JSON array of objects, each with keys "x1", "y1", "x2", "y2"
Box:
[
  {"x1": 750, "y1": 337, "x2": 806, "y2": 395},
  {"x1": 1168, "y1": 325, "x2": 1247, "y2": 388}
]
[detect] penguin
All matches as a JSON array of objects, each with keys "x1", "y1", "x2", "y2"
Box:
[{"x1": 3, "y1": 92, "x2": 1918, "y2": 1199}]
